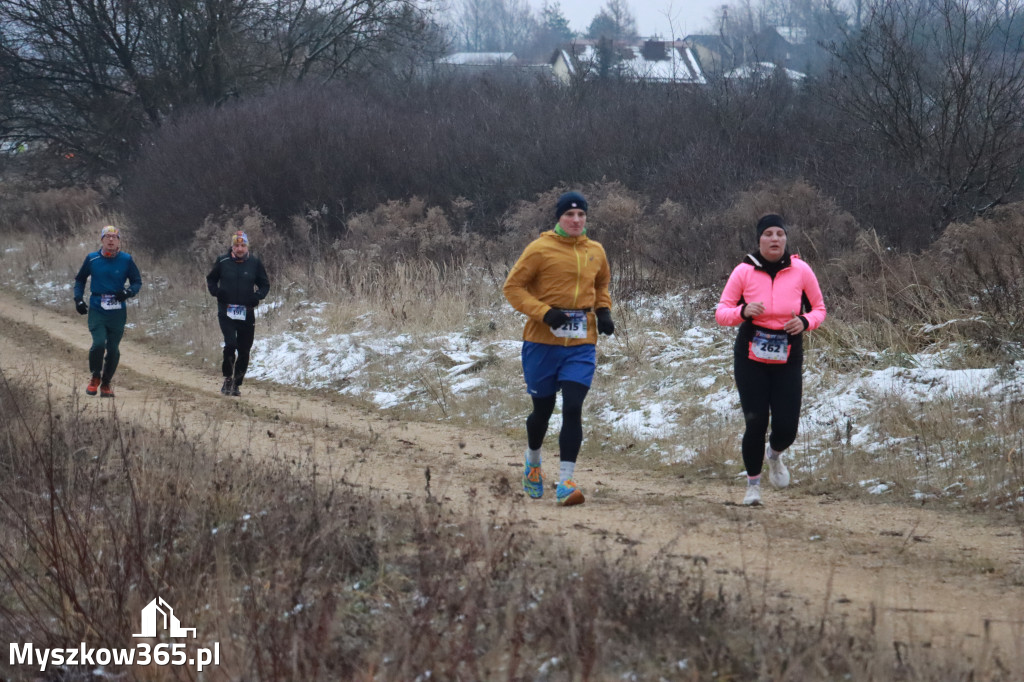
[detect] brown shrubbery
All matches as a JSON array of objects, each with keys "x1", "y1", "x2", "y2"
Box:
[{"x1": 0, "y1": 186, "x2": 103, "y2": 238}]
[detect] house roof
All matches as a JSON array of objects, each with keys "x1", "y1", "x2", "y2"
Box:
[
  {"x1": 684, "y1": 35, "x2": 729, "y2": 51},
  {"x1": 554, "y1": 43, "x2": 706, "y2": 84},
  {"x1": 774, "y1": 26, "x2": 808, "y2": 45},
  {"x1": 439, "y1": 52, "x2": 517, "y2": 66},
  {"x1": 724, "y1": 61, "x2": 806, "y2": 81}
]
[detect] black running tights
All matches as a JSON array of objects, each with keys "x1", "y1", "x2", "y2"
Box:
[
  {"x1": 219, "y1": 316, "x2": 256, "y2": 383},
  {"x1": 525, "y1": 381, "x2": 590, "y2": 463},
  {"x1": 734, "y1": 353, "x2": 803, "y2": 477}
]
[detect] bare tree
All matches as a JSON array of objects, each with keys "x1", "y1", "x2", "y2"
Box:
[
  {"x1": 453, "y1": 0, "x2": 536, "y2": 52},
  {"x1": 0, "y1": 0, "x2": 444, "y2": 172},
  {"x1": 826, "y1": 0, "x2": 1024, "y2": 223},
  {"x1": 587, "y1": 0, "x2": 638, "y2": 41}
]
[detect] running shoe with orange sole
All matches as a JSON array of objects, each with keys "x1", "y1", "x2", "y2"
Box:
[{"x1": 556, "y1": 480, "x2": 585, "y2": 506}]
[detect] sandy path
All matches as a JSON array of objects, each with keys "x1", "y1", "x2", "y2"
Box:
[{"x1": 1, "y1": 295, "x2": 1022, "y2": 669}]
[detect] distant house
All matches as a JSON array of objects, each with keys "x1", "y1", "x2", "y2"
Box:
[
  {"x1": 724, "y1": 61, "x2": 806, "y2": 82},
  {"x1": 684, "y1": 34, "x2": 735, "y2": 75},
  {"x1": 551, "y1": 40, "x2": 706, "y2": 85},
  {"x1": 685, "y1": 27, "x2": 808, "y2": 76}
]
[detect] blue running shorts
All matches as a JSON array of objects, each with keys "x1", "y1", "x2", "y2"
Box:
[{"x1": 521, "y1": 341, "x2": 596, "y2": 397}]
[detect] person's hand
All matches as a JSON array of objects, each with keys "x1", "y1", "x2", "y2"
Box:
[
  {"x1": 596, "y1": 308, "x2": 614, "y2": 335},
  {"x1": 75, "y1": 299, "x2": 88, "y2": 315},
  {"x1": 543, "y1": 308, "x2": 569, "y2": 330},
  {"x1": 247, "y1": 294, "x2": 260, "y2": 307},
  {"x1": 113, "y1": 289, "x2": 130, "y2": 302},
  {"x1": 743, "y1": 301, "x2": 765, "y2": 319},
  {"x1": 783, "y1": 311, "x2": 806, "y2": 335}
]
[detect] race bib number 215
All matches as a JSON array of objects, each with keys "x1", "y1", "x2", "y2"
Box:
[{"x1": 551, "y1": 310, "x2": 588, "y2": 339}]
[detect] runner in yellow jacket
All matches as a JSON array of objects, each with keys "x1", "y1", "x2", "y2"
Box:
[{"x1": 503, "y1": 191, "x2": 614, "y2": 507}]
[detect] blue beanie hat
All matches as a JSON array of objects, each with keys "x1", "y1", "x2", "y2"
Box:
[
  {"x1": 756, "y1": 214, "x2": 787, "y2": 239},
  {"x1": 556, "y1": 191, "x2": 588, "y2": 221}
]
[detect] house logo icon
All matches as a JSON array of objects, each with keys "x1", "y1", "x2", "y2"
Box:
[{"x1": 133, "y1": 597, "x2": 197, "y2": 639}]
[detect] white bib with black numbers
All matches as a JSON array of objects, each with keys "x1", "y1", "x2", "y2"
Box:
[
  {"x1": 100, "y1": 294, "x2": 122, "y2": 310},
  {"x1": 749, "y1": 329, "x2": 790, "y2": 364},
  {"x1": 226, "y1": 304, "x2": 247, "y2": 321},
  {"x1": 551, "y1": 309, "x2": 588, "y2": 339}
]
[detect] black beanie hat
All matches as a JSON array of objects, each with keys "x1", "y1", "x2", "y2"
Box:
[
  {"x1": 556, "y1": 191, "x2": 588, "y2": 221},
  {"x1": 756, "y1": 214, "x2": 787, "y2": 239}
]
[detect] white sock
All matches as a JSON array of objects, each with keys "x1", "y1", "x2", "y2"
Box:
[
  {"x1": 559, "y1": 460, "x2": 575, "y2": 484},
  {"x1": 767, "y1": 445, "x2": 781, "y2": 461},
  {"x1": 526, "y1": 447, "x2": 541, "y2": 467}
]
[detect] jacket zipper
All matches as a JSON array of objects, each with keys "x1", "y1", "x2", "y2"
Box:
[{"x1": 568, "y1": 240, "x2": 583, "y2": 346}]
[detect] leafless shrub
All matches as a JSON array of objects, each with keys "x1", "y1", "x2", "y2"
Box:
[
  {"x1": 191, "y1": 205, "x2": 284, "y2": 268},
  {"x1": 342, "y1": 197, "x2": 477, "y2": 265},
  {"x1": 825, "y1": 202, "x2": 1024, "y2": 352},
  {"x1": 0, "y1": 187, "x2": 104, "y2": 238}
]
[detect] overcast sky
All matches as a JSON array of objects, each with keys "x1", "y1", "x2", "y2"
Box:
[{"x1": 538, "y1": 0, "x2": 726, "y2": 38}]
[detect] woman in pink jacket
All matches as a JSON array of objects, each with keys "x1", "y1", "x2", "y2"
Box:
[{"x1": 716, "y1": 214, "x2": 827, "y2": 506}]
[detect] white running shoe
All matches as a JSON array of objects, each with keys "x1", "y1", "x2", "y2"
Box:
[
  {"x1": 743, "y1": 484, "x2": 762, "y2": 506},
  {"x1": 767, "y1": 452, "x2": 791, "y2": 489}
]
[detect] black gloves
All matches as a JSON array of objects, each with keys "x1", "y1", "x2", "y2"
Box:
[
  {"x1": 75, "y1": 299, "x2": 88, "y2": 315},
  {"x1": 544, "y1": 308, "x2": 614, "y2": 334},
  {"x1": 247, "y1": 294, "x2": 260, "y2": 307},
  {"x1": 113, "y1": 289, "x2": 131, "y2": 302},
  {"x1": 543, "y1": 308, "x2": 569, "y2": 330}
]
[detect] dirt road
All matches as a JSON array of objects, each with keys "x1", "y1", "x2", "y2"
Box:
[{"x1": 1, "y1": 295, "x2": 1022, "y2": 669}]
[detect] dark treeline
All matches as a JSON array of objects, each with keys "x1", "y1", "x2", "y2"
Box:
[
  {"x1": 119, "y1": 68, "x2": 952, "y2": 256},
  {"x1": 5, "y1": 0, "x2": 1024, "y2": 268}
]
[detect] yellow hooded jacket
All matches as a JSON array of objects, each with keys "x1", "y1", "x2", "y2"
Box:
[{"x1": 503, "y1": 230, "x2": 612, "y2": 346}]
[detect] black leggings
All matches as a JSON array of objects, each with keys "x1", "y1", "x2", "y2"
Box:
[
  {"x1": 526, "y1": 381, "x2": 590, "y2": 463},
  {"x1": 734, "y1": 346, "x2": 803, "y2": 477},
  {"x1": 219, "y1": 316, "x2": 256, "y2": 384}
]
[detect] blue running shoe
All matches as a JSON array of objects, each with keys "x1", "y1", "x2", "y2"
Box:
[
  {"x1": 523, "y1": 457, "x2": 543, "y2": 499},
  {"x1": 556, "y1": 479, "x2": 585, "y2": 507}
]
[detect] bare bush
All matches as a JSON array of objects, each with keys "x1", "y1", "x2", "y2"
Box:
[
  {"x1": 342, "y1": 197, "x2": 476, "y2": 265},
  {"x1": 0, "y1": 187, "x2": 104, "y2": 238},
  {"x1": 192, "y1": 205, "x2": 284, "y2": 268},
  {"x1": 825, "y1": 0, "x2": 1024, "y2": 231},
  {"x1": 0, "y1": 0, "x2": 446, "y2": 176}
]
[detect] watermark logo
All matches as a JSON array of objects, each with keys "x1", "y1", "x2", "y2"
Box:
[
  {"x1": 9, "y1": 596, "x2": 219, "y2": 673},
  {"x1": 134, "y1": 597, "x2": 197, "y2": 638}
]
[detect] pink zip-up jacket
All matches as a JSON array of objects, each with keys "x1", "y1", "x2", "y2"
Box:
[{"x1": 716, "y1": 253, "x2": 827, "y2": 331}]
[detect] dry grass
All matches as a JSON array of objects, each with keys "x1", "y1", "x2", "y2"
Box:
[{"x1": 0, "y1": 373, "x2": 999, "y2": 681}]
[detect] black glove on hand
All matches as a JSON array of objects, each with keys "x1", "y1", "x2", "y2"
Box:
[
  {"x1": 75, "y1": 299, "x2": 88, "y2": 315},
  {"x1": 596, "y1": 308, "x2": 615, "y2": 335},
  {"x1": 543, "y1": 308, "x2": 569, "y2": 330},
  {"x1": 247, "y1": 294, "x2": 260, "y2": 307},
  {"x1": 113, "y1": 289, "x2": 130, "y2": 302}
]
